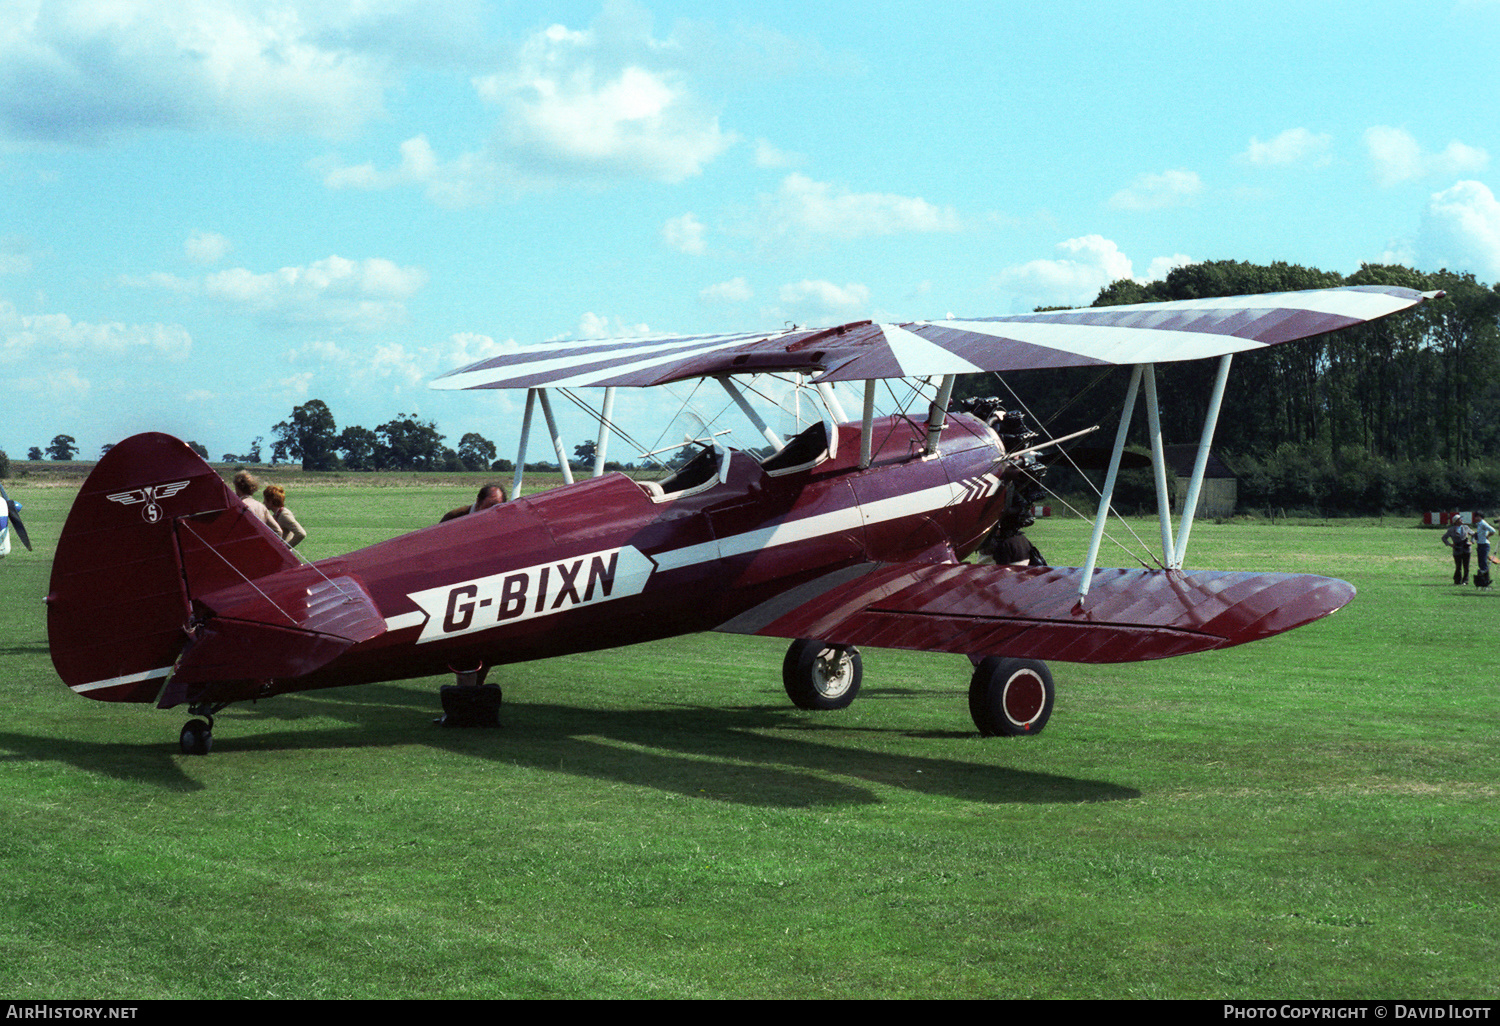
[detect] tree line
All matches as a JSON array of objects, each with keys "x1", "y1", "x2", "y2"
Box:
[
  {"x1": 952, "y1": 260, "x2": 1500, "y2": 515},
  {"x1": 267, "y1": 400, "x2": 503, "y2": 473}
]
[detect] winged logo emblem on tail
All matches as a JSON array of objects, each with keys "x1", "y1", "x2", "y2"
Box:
[{"x1": 107, "y1": 480, "x2": 190, "y2": 523}]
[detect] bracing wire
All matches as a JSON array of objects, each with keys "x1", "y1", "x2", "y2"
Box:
[{"x1": 987, "y1": 369, "x2": 1164, "y2": 570}]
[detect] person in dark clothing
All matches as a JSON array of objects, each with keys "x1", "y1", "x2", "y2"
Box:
[{"x1": 1443, "y1": 511, "x2": 1473, "y2": 585}]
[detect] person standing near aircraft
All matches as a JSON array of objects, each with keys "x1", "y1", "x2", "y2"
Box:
[
  {"x1": 1443, "y1": 510, "x2": 1473, "y2": 585},
  {"x1": 233, "y1": 470, "x2": 280, "y2": 532},
  {"x1": 263, "y1": 484, "x2": 308, "y2": 549},
  {"x1": 1474, "y1": 512, "x2": 1495, "y2": 588}
]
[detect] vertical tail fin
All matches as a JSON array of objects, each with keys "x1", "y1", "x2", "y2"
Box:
[{"x1": 47, "y1": 433, "x2": 297, "y2": 703}]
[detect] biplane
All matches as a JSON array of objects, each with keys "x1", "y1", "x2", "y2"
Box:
[{"x1": 47, "y1": 285, "x2": 1436, "y2": 753}]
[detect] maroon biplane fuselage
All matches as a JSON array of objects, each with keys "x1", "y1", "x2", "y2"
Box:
[{"x1": 49, "y1": 413, "x2": 1009, "y2": 708}]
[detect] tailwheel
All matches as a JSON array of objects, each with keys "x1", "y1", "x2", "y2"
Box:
[
  {"x1": 782, "y1": 639, "x2": 862, "y2": 710},
  {"x1": 179, "y1": 717, "x2": 213, "y2": 756},
  {"x1": 968, "y1": 657, "x2": 1054, "y2": 736}
]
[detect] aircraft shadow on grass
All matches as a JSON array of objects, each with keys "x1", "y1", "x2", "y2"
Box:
[
  {"x1": 6, "y1": 680, "x2": 1137, "y2": 806},
  {"x1": 4, "y1": 678, "x2": 1139, "y2": 804}
]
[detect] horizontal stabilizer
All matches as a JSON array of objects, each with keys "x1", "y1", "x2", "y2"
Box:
[
  {"x1": 160, "y1": 571, "x2": 387, "y2": 707},
  {"x1": 716, "y1": 562, "x2": 1355, "y2": 663}
]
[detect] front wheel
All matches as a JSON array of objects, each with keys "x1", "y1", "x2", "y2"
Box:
[
  {"x1": 782, "y1": 639, "x2": 862, "y2": 710},
  {"x1": 969, "y1": 657, "x2": 1054, "y2": 736}
]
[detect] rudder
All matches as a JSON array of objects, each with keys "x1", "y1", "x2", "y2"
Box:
[{"x1": 47, "y1": 433, "x2": 297, "y2": 703}]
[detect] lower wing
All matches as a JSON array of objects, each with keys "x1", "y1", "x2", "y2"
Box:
[{"x1": 716, "y1": 562, "x2": 1354, "y2": 663}]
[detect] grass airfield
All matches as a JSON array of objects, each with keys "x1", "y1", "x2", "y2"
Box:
[{"x1": 1, "y1": 474, "x2": 1496, "y2": 999}]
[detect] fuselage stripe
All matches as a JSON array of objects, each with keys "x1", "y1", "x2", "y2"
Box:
[{"x1": 72, "y1": 666, "x2": 173, "y2": 694}]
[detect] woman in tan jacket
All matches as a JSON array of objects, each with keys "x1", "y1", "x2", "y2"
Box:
[{"x1": 263, "y1": 484, "x2": 308, "y2": 549}]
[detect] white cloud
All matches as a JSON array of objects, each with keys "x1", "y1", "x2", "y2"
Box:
[
  {"x1": 578, "y1": 312, "x2": 650, "y2": 339},
  {"x1": 992, "y1": 235, "x2": 1136, "y2": 309},
  {"x1": 0, "y1": 237, "x2": 36, "y2": 275},
  {"x1": 473, "y1": 10, "x2": 735, "y2": 187},
  {"x1": 137, "y1": 255, "x2": 428, "y2": 331},
  {"x1": 1143, "y1": 254, "x2": 1194, "y2": 282},
  {"x1": 1108, "y1": 169, "x2": 1203, "y2": 211},
  {"x1": 753, "y1": 173, "x2": 961, "y2": 246},
  {"x1": 663, "y1": 213, "x2": 707, "y2": 255},
  {"x1": 318, "y1": 7, "x2": 737, "y2": 201},
  {"x1": 184, "y1": 231, "x2": 232, "y2": 266},
  {"x1": 11, "y1": 365, "x2": 91, "y2": 405},
  {"x1": 0, "y1": 0, "x2": 406, "y2": 143},
  {"x1": 1366, "y1": 126, "x2": 1490, "y2": 187},
  {"x1": 318, "y1": 135, "x2": 496, "y2": 209},
  {"x1": 754, "y1": 139, "x2": 801, "y2": 169},
  {"x1": 284, "y1": 330, "x2": 515, "y2": 401},
  {"x1": 777, "y1": 279, "x2": 870, "y2": 322},
  {"x1": 1238, "y1": 128, "x2": 1333, "y2": 168},
  {"x1": 700, "y1": 277, "x2": 752, "y2": 303},
  {"x1": 0, "y1": 299, "x2": 191, "y2": 364},
  {"x1": 1415, "y1": 180, "x2": 1500, "y2": 280}
]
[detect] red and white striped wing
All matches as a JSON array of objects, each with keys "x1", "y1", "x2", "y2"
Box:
[{"x1": 432, "y1": 286, "x2": 1434, "y2": 390}]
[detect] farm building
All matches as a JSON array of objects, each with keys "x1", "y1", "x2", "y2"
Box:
[{"x1": 1163, "y1": 444, "x2": 1238, "y2": 517}]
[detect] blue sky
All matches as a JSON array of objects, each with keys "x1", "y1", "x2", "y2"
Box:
[{"x1": 4, "y1": 0, "x2": 1499, "y2": 465}]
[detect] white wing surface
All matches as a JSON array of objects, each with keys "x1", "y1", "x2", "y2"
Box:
[{"x1": 432, "y1": 286, "x2": 1436, "y2": 391}]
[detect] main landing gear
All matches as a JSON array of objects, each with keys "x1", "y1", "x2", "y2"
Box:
[
  {"x1": 782, "y1": 639, "x2": 862, "y2": 710},
  {"x1": 780, "y1": 639, "x2": 1056, "y2": 737},
  {"x1": 179, "y1": 702, "x2": 230, "y2": 755},
  {"x1": 968, "y1": 656, "x2": 1055, "y2": 736},
  {"x1": 437, "y1": 663, "x2": 503, "y2": 728}
]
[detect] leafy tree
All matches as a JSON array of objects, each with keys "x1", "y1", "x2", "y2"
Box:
[
  {"x1": 573, "y1": 440, "x2": 597, "y2": 467},
  {"x1": 100, "y1": 443, "x2": 114, "y2": 457},
  {"x1": 338, "y1": 425, "x2": 378, "y2": 471},
  {"x1": 374, "y1": 414, "x2": 446, "y2": 470},
  {"x1": 458, "y1": 432, "x2": 498, "y2": 472},
  {"x1": 221, "y1": 436, "x2": 263, "y2": 464},
  {"x1": 950, "y1": 257, "x2": 1500, "y2": 514},
  {"x1": 46, "y1": 434, "x2": 78, "y2": 461},
  {"x1": 27, "y1": 447, "x2": 42, "y2": 461},
  {"x1": 187, "y1": 441, "x2": 209, "y2": 459},
  {"x1": 272, "y1": 399, "x2": 339, "y2": 470}
]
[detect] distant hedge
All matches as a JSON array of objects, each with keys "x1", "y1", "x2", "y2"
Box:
[{"x1": 1232, "y1": 443, "x2": 1500, "y2": 517}]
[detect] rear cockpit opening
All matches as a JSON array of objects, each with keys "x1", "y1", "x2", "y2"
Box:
[{"x1": 638, "y1": 444, "x2": 727, "y2": 502}]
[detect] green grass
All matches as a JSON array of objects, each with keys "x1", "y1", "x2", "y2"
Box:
[{"x1": 1, "y1": 480, "x2": 1496, "y2": 998}]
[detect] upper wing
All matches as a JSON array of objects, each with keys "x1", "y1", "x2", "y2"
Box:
[
  {"x1": 714, "y1": 561, "x2": 1356, "y2": 663},
  {"x1": 432, "y1": 285, "x2": 1435, "y2": 391}
]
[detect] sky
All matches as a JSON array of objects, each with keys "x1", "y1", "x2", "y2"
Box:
[{"x1": 4, "y1": 0, "x2": 1500, "y2": 466}]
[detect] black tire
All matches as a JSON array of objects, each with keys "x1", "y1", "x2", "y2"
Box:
[
  {"x1": 180, "y1": 718, "x2": 213, "y2": 755},
  {"x1": 968, "y1": 657, "x2": 1054, "y2": 736},
  {"x1": 782, "y1": 639, "x2": 862, "y2": 710},
  {"x1": 438, "y1": 683, "x2": 503, "y2": 728}
]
